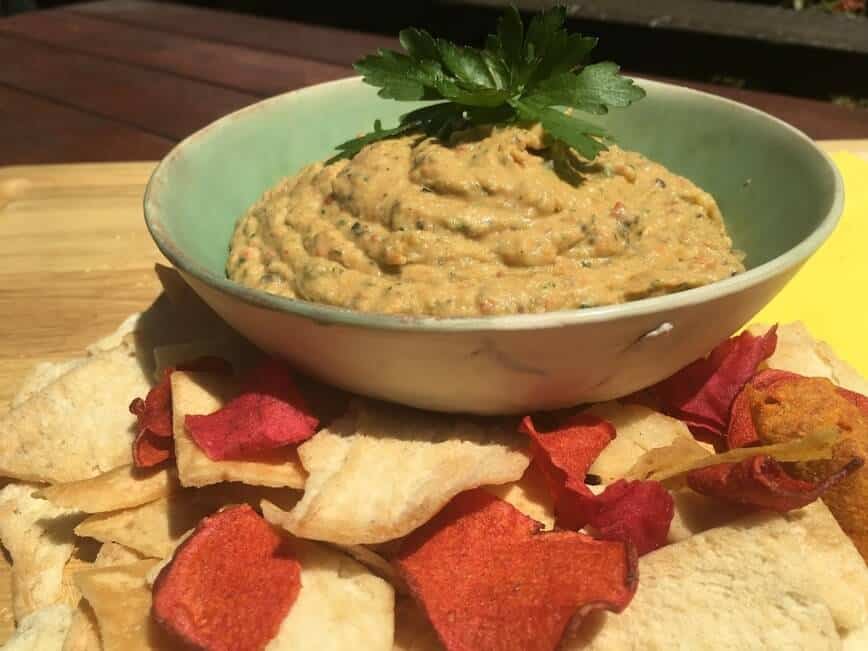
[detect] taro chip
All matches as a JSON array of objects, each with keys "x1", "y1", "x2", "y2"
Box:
[
  {"x1": 574, "y1": 479, "x2": 674, "y2": 556},
  {"x1": 519, "y1": 414, "x2": 615, "y2": 530},
  {"x1": 129, "y1": 356, "x2": 233, "y2": 469},
  {"x1": 687, "y1": 454, "x2": 863, "y2": 511},
  {"x1": 394, "y1": 489, "x2": 637, "y2": 651},
  {"x1": 152, "y1": 504, "x2": 302, "y2": 651},
  {"x1": 640, "y1": 326, "x2": 778, "y2": 442},
  {"x1": 185, "y1": 358, "x2": 319, "y2": 461}
]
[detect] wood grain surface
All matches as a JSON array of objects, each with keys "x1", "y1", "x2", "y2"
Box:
[{"x1": 0, "y1": 141, "x2": 866, "y2": 642}]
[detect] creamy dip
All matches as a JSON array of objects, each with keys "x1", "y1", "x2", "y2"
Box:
[{"x1": 227, "y1": 125, "x2": 744, "y2": 317}]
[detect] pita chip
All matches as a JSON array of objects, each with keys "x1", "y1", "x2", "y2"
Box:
[
  {"x1": 74, "y1": 561, "x2": 172, "y2": 651},
  {"x1": 485, "y1": 464, "x2": 555, "y2": 531},
  {"x1": 266, "y1": 400, "x2": 529, "y2": 544},
  {"x1": 0, "y1": 484, "x2": 80, "y2": 622},
  {"x1": 585, "y1": 402, "x2": 706, "y2": 484},
  {"x1": 749, "y1": 322, "x2": 868, "y2": 395},
  {"x1": 570, "y1": 501, "x2": 868, "y2": 650},
  {"x1": 0, "y1": 604, "x2": 71, "y2": 651},
  {"x1": 171, "y1": 371, "x2": 307, "y2": 489},
  {"x1": 11, "y1": 359, "x2": 86, "y2": 409},
  {"x1": 75, "y1": 484, "x2": 301, "y2": 559},
  {"x1": 60, "y1": 544, "x2": 142, "y2": 651},
  {"x1": 37, "y1": 466, "x2": 178, "y2": 513},
  {"x1": 393, "y1": 598, "x2": 443, "y2": 651},
  {"x1": 0, "y1": 341, "x2": 149, "y2": 483},
  {"x1": 255, "y1": 516, "x2": 395, "y2": 651}
]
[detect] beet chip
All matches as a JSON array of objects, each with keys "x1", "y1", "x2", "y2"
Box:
[
  {"x1": 185, "y1": 358, "x2": 318, "y2": 461},
  {"x1": 129, "y1": 356, "x2": 232, "y2": 468},
  {"x1": 152, "y1": 504, "x2": 301, "y2": 651},
  {"x1": 519, "y1": 414, "x2": 614, "y2": 529},
  {"x1": 573, "y1": 479, "x2": 674, "y2": 556},
  {"x1": 642, "y1": 326, "x2": 778, "y2": 443},
  {"x1": 395, "y1": 489, "x2": 637, "y2": 651},
  {"x1": 687, "y1": 454, "x2": 863, "y2": 511}
]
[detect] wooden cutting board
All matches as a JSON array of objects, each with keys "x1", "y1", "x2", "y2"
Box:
[{"x1": 0, "y1": 141, "x2": 866, "y2": 642}]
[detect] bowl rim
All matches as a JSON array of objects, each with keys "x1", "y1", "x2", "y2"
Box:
[{"x1": 144, "y1": 75, "x2": 844, "y2": 333}]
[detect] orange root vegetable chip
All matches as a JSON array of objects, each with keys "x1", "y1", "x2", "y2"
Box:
[
  {"x1": 572, "y1": 480, "x2": 674, "y2": 556},
  {"x1": 394, "y1": 489, "x2": 637, "y2": 651},
  {"x1": 152, "y1": 504, "x2": 301, "y2": 651},
  {"x1": 687, "y1": 455, "x2": 864, "y2": 512},
  {"x1": 185, "y1": 359, "x2": 318, "y2": 461},
  {"x1": 519, "y1": 414, "x2": 614, "y2": 529},
  {"x1": 640, "y1": 326, "x2": 778, "y2": 443},
  {"x1": 129, "y1": 356, "x2": 232, "y2": 469}
]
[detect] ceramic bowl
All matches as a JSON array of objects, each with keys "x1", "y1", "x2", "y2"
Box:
[{"x1": 144, "y1": 77, "x2": 843, "y2": 414}]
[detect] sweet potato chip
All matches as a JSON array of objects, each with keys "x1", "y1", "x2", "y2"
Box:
[
  {"x1": 151, "y1": 505, "x2": 301, "y2": 651},
  {"x1": 269, "y1": 400, "x2": 528, "y2": 544},
  {"x1": 37, "y1": 465, "x2": 178, "y2": 513},
  {"x1": 571, "y1": 501, "x2": 868, "y2": 650},
  {"x1": 0, "y1": 604, "x2": 71, "y2": 651},
  {"x1": 258, "y1": 517, "x2": 395, "y2": 651},
  {"x1": 0, "y1": 341, "x2": 148, "y2": 483},
  {"x1": 185, "y1": 358, "x2": 318, "y2": 461},
  {"x1": 575, "y1": 480, "x2": 674, "y2": 555},
  {"x1": 74, "y1": 484, "x2": 300, "y2": 559},
  {"x1": 130, "y1": 356, "x2": 233, "y2": 469},
  {"x1": 394, "y1": 489, "x2": 636, "y2": 651},
  {"x1": 520, "y1": 414, "x2": 615, "y2": 530},
  {"x1": 639, "y1": 326, "x2": 778, "y2": 442},
  {"x1": 171, "y1": 371, "x2": 307, "y2": 489},
  {"x1": 74, "y1": 560, "x2": 171, "y2": 651},
  {"x1": 687, "y1": 454, "x2": 863, "y2": 512},
  {"x1": 0, "y1": 483, "x2": 80, "y2": 622}
]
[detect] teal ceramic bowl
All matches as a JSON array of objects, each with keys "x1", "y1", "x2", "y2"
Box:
[{"x1": 144, "y1": 77, "x2": 842, "y2": 414}]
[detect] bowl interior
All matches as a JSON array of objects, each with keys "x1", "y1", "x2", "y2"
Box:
[{"x1": 146, "y1": 77, "x2": 838, "y2": 302}]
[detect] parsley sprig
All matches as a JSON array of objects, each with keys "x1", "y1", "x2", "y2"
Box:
[{"x1": 333, "y1": 6, "x2": 645, "y2": 162}]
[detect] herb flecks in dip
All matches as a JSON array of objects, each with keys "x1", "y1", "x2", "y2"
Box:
[{"x1": 227, "y1": 125, "x2": 744, "y2": 317}]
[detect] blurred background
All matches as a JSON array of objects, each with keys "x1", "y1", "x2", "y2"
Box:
[{"x1": 2, "y1": 0, "x2": 866, "y2": 107}]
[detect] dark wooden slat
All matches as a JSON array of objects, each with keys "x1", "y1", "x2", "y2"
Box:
[
  {"x1": 0, "y1": 85, "x2": 173, "y2": 165},
  {"x1": 641, "y1": 74, "x2": 868, "y2": 140},
  {"x1": 0, "y1": 10, "x2": 352, "y2": 97},
  {"x1": 72, "y1": 0, "x2": 398, "y2": 67},
  {"x1": 0, "y1": 34, "x2": 259, "y2": 140}
]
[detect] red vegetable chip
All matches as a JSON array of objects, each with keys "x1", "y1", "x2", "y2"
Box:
[
  {"x1": 687, "y1": 454, "x2": 864, "y2": 511},
  {"x1": 185, "y1": 358, "x2": 319, "y2": 461},
  {"x1": 641, "y1": 326, "x2": 778, "y2": 443},
  {"x1": 395, "y1": 489, "x2": 637, "y2": 651},
  {"x1": 152, "y1": 504, "x2": 301, "y2": 651},
  {"x1": 519, "y1": 414, "x2": 614, "y2": 529},
  {"x1": 570, "y1": 479, "x2": 674, "y2": 556},
  {"x1": 131, "y1": 429, "x2": 173, "y2": 468},
  {"x1": 129, "y1": 356, "x2": 233, "y2": 468}
]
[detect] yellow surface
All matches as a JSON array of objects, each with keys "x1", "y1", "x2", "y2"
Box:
[{"x1": 753, "y1": 151, "x2": 868, "y2": 374}]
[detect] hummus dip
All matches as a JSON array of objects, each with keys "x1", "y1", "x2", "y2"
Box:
[{"x1": 227, "y1": 125, "x2": 744, "y2": 317}]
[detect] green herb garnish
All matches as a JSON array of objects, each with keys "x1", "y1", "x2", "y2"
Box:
[{"x1": 332, "y1": 6, "x2": 644, "y2": 162}]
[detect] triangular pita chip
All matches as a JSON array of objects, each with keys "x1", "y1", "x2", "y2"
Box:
[
  {"x1": 255, "y1": 512, "x2": 395, "y2": 651},
  {"x1": 0, "y1": 484, "x2": 80, "y2": 621},
  {"x1": 75, "y1": 484, "x2": 300, "y2": 559},
  {"x1": 74, "y1": 561, "x2": 172, "y2": 651},
  {"x1": 37, "y1": 465, "x2": 178, "y2": 513},
  {"x1": 12, "y1": 359, "x2": 85, "y2": 409},
  {"x1": 171, "y1": 371, "x2": 307, "y2": 488},
  {"x1": 0, "y1": 604, "x2": 71, "y2": 651},
  {"x1": 265, "y1": 400, "x2": 529, "y2": 544},
  {"x1": 570, "y1": 501, "x2": 868, "y2": 650},
  {"x1": 0, "y1": 341, "x2": 149, "y2": 483}
]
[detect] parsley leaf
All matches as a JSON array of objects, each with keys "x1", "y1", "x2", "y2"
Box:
[{"x1": 334, "y1": 6, "x2": 644, "y2": 162}]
